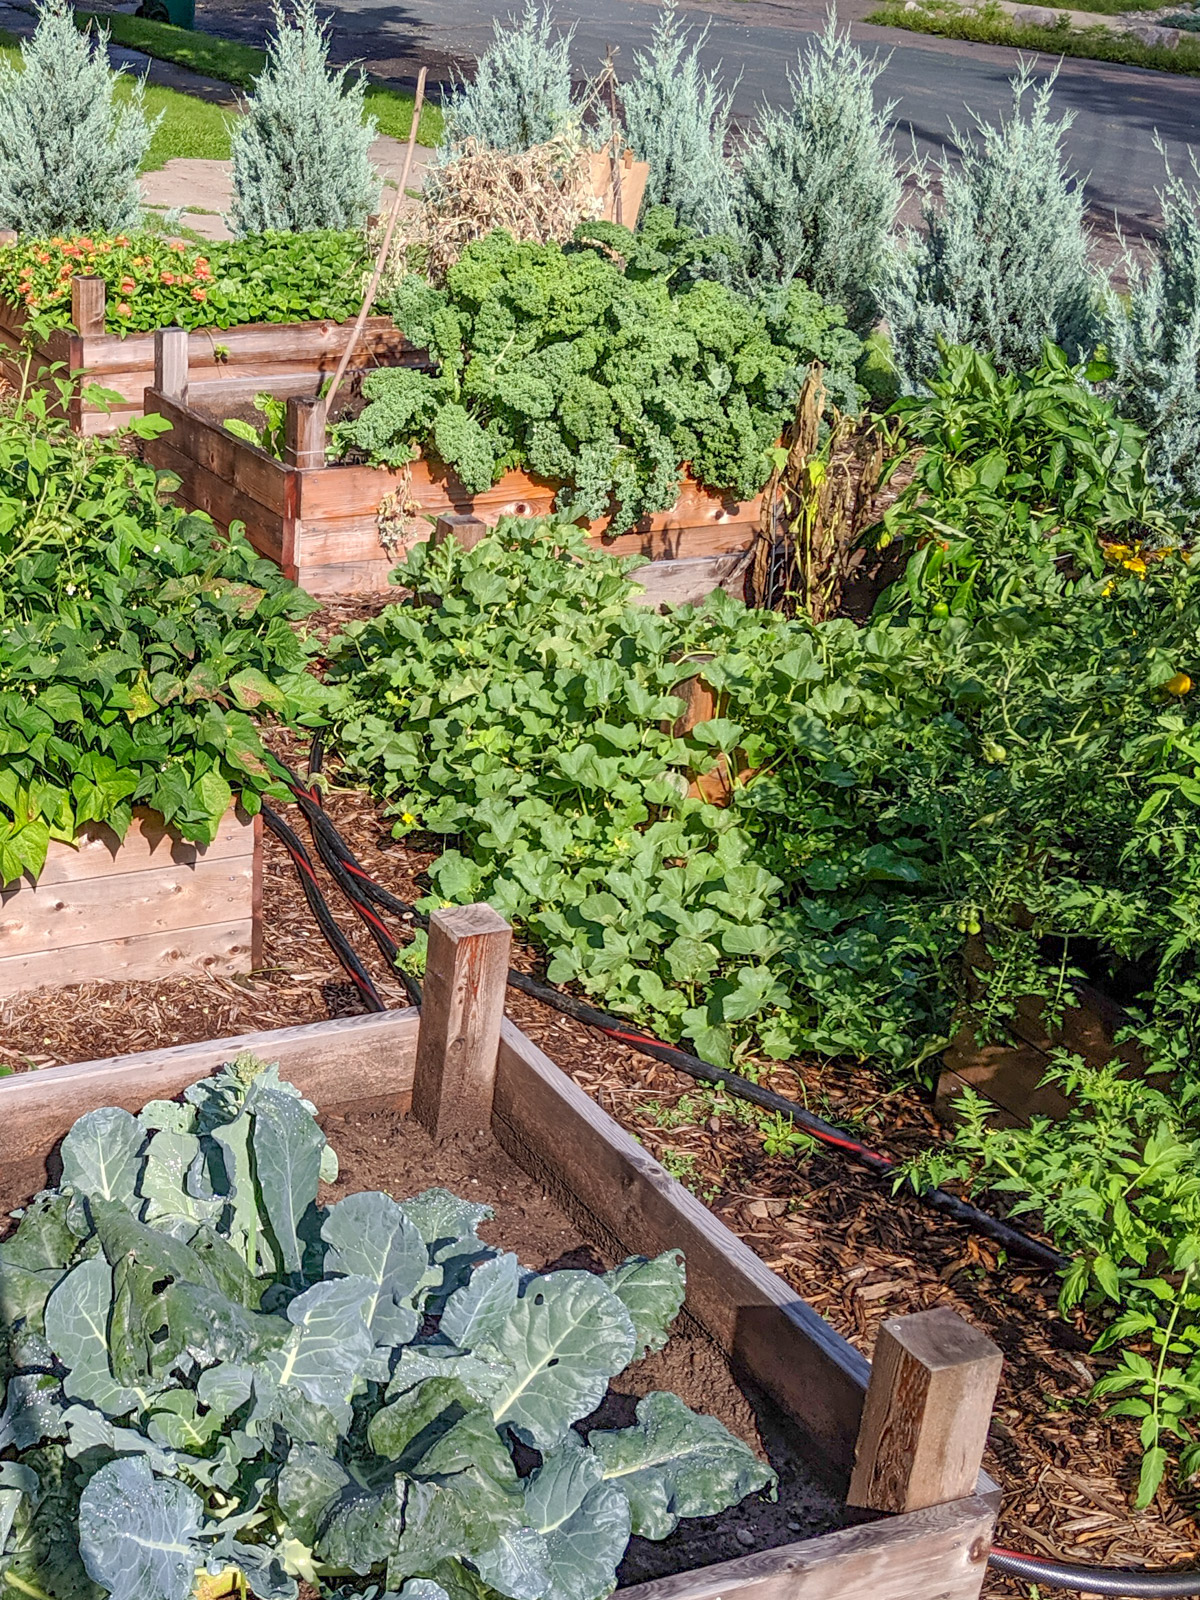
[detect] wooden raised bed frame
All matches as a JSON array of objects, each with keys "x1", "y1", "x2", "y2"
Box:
[
  {"x1": 0, "y1": 274, "x2": 420, "y2": 436},
  {"x1": 0, "y1": 903, "x2": 1002, "y2": 1599},
  {"x1": 144, "y1": 329, "x2": 762, "y2": 602},
  {"x1": 0, "y1": 805, "x2": 261, "y2": 996}
]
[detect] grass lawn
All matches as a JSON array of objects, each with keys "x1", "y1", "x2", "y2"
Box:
[
  {"x1": 866, "y1": 0, "x2": 1200, "y2": 76},
  {"x1": 78, "y1": 12, "x2": 445, "y2": 145}
]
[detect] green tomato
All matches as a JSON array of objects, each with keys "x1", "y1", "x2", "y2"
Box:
[{"x1": 931, "y1": 601, "x2": 950, "y2": 619}]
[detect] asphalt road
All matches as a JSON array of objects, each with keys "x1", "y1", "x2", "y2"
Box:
[{"x1": 197, "y1": 0, "x2": 1199, "y2": 235}]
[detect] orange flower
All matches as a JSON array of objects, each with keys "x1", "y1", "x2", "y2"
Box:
[
  {"x1": 191, "y1": 286, "x2": 207, "y2": 302},
  {"x1": 96, "y1": 241, "x2": 111, "y2": 253},
  {"x1": 161, "y1": 271, "x2": 175, "y2": 285},
  {"x1": 58, "y1": 265, "x2": 72, "y2": 280},
  {"x1": 34, "y1": 251, "x2": 49, "y2": 264},
  {"x1": 114, "y1": 235, "x2": 130, "y2": 247},
  {"x1": 115, "y1": 301, "x2": 131, "y2": 317},
  {"x1": 78, "y1": 237, "x2": 93, "y2": 249},
  {"x1": 119, "y1": 276, "x2": 135, "y2": 293}
]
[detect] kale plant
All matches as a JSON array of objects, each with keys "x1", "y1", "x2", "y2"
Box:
[
  {"x1": 440, "y1": 2, "x2": 579, "y2": 154},
  {"x1": 0, "y1": 0, "x2": 156, "y2": 235},
  {"x1": 0, "y1": 1056, "x2": 774, "y2": 1600},
  {"x1": 228, "y1": 0, "x2": 380, "y2": 236},
  {"x1": 1103, "y1": 150, "x2": 1200, "y2": 512},
  {"x1": 880, "y1": 66, "x2": 1100, "y2": 390},
  {"x1": 341, "y1": 221, "x2": 862, "y2": 532},
  {"x1": 619, "y1": 6, "x2": 737, "y2": 238},
  {"x1": 733, "y1": 11, "x2": 900, "y2": 335}
]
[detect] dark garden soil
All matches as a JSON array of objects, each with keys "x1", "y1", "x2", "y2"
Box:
[{"x1": 4, "y1": 598, "x2": 1199, "y2": 1591}]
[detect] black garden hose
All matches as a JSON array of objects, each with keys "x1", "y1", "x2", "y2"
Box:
[{"x1": 990, "y1": 1547, "x2": 1200, "y2": 1596}]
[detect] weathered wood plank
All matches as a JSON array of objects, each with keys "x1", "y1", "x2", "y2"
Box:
[
  {"x1": 155, "y1": 326, "x2": 189, "y2": 400},
  {"x1": 0, "y1": 917, "x2": 254, "y2": 998},
  {"x1": 29, "y1": 808, "x2": 253, "y2": 887},
  {"x1": 631, "y1": 553, "x2": 751, "y2": 608},
  {"x1": 1, "y1": 854, "x2": 255, "y2": 956},
  {"x1": 413, "y1": 904, "x2": 512, "y2": 1140},
  {"x1": 617, "y1": 1496, "x2": 996, "y2": 1600},
  {"x1": 848, "y1": 1309, "x2": 1003, "y2": 1514},
  {"x1": 0, "y1": 1009, "x2": 421, "y2": 1201},
  {"x1": 148, "y1": 432, "x2": 287, "y2": 567},
  {"x1": 490, "y1": 1017, "x2": 871, "y2": 1481}
]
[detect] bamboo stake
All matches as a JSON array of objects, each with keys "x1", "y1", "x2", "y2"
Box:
[{"x1": 324, "y1": 67, "x2": 427, "y2": 413}]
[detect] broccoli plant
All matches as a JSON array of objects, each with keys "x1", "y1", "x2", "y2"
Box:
[{"x1": 0, "y1": 1055, "x2": 775, "y2": 1600}]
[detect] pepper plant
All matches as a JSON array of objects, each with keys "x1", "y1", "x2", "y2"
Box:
[{"x1": 0, "y1": 1055, "x2": 774, "y2": 1599}]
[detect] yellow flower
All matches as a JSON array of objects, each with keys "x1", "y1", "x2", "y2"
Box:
[
  {"x1": 1123, "y1": 556, "x2": 1147, "y2": 577},
  {"x1": 1101, "y1": 581, "x2": 1114, "y2": 597},
  {"x1": 1165, "y1": 672, "x2": 1192, "y2": 696},
  {"x1": 1106, "y1": 543, "x2": 1133, "y2": 561},
  {"x1": 400, "y1": 811, "x2": 416, "y2": 825}
]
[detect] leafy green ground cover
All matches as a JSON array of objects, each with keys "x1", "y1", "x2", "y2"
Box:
[
  {"x1": 339, "y1": 215, "x2": 862, "y2": 534},
  {"x1": 0, "y1": 230, "x2": 367, "y2": 332},
  {"x1": 329, "y1": 343, "x2": 1200, "y2": 1499},
  {"x1": 75, "y1": 11, "x2": 445, "y2": 146},
  {"x1": 866, "y1": 0, "x2": 1200, "y2": 77},
  {"x1": 0, "y1": 380, "x2": 329, "y2": 887},
  {"x1": 0, "y1": 1054, "x2": 771, "y2": 1600}
]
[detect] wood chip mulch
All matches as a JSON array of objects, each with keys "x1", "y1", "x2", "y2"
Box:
[{"x1": 3, "y1": 598, "x2": 1198, "y2": 1594}]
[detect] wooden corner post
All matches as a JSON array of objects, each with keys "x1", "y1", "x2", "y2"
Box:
[
  {"x1": 848, "y1": 1306, "x2": 1002, "y2": 1514},
  {"x1": 431, "y1": 513, "x2": 488, "y2": 552},
  {"x1": 71, "y1": 276, "x2": 106, "y2": 337},
  {"x1": 284, "y1": 395, "x2": 327, "y2": 469},
  {"x1": 154, "y1": 327, "x2": 189, "y2": 401},
  {"x1": 412, "y1": 904, "x2": 512, "y2": 1140}
]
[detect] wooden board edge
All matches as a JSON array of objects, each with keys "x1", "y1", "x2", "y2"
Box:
[
  {"x1": 616, "y1": 1495, "x2": 996, "y2": 1600},
  {"x1": 0, "y1": 1008, "x2": 421, "y2": 1195},
  {"x1": 490, "y1": 1017, "x2": 870, "y2": 1479}
]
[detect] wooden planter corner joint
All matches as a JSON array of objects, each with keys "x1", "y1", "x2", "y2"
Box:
[
  {"x1": 0, "y1": 901, "x2": 1002, "y2": 1599},
  {"x1": 0, "y1": 274, "x2": 421, "y2": 436},
  {"x1": 0, "y1": 805, "x2": 261, "y2": 996},
  {"x1": 143, "y1": 327, "x2": 762, "y2": 602}
]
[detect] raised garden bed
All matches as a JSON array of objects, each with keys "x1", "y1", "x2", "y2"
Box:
[
  {"x1": 0, "y1": 903, "x2": 1001, "y2": 1599},
  {"x1": 0, "y1": 273, "x2": 421, "y2": 436},
  {"x1": 0, "y1": 804, "x2": 260, "y2": 996},
  {"x1": 935, "y1": 933, "x2": 1145, "y2": 1127},
  {"x1": 143, "y1": 346, "x2": 762, "y2": 600}
]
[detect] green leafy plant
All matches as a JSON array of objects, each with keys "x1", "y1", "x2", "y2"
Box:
[
  {"x1": 910, "y1": 1064, "x2": 1200, "y2": 1505},
  {"x1": 339, "y1": 219, "x2": 862, "y2": 532},
  {"x1": 224, "y1": 392, "x2": 288, "y2": 457},
  {"x1": 0, "y1": 229, "x2": 369, "y2": 333},
  {"x1": 0, "y1": 1054, "x2": 775, "y2": 1599},
  {"x1": 228, "y1": 0, "x2": 381, "y2": 237},
  {"x1": 0, "y1": 0, "x2": 156, "y2": 235},
  {"x1": 0, "y1": 379, "x2": 329, "y2": 885}
]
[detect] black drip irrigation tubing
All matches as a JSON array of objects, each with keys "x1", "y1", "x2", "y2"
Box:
[{"x1": 267, "y1": 753, "x2": 1200, "y2": 1598}]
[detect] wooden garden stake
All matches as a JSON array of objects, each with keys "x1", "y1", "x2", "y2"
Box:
[
  {"x1": 431, "y1": 512, "x2": 488, "y2": 552},
  {"x1": 412, "y1": 903, "x2": 512, "y2": 1140},
  {"x1": 324, "y1": 66, "x2": 427, "y2": 413},
  {"x1": 71, "y1": 276, "x2": 106, "y2": 337},
  {"x1": 284, "y1": 395, "x2": 327, "y2": 469},
  {"x1": 848, "y1": 1306, "x2": 1002, "y2": 1514},
  {"x1": 154, "y1": 327, "x2": 190, "y2": 400}
]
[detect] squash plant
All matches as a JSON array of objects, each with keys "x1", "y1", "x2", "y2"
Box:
[
  {"x1": 0, "y1": 1055, "x2": 774, "y2": 1600},
  {"x1": 0, "y1": 380, "x2": 330, "y2": 886}
]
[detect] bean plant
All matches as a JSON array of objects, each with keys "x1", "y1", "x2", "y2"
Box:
[{"x1": 0, "y1": 1055, "x2": 773, "y2": 1599}]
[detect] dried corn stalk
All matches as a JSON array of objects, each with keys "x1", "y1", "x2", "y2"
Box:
[
  {"x1": 380, "y1": 133, "x2": 605, "y2": 285},
  {"x1": 749, "y1": 364, "x2": 885, "y2": 622}
]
